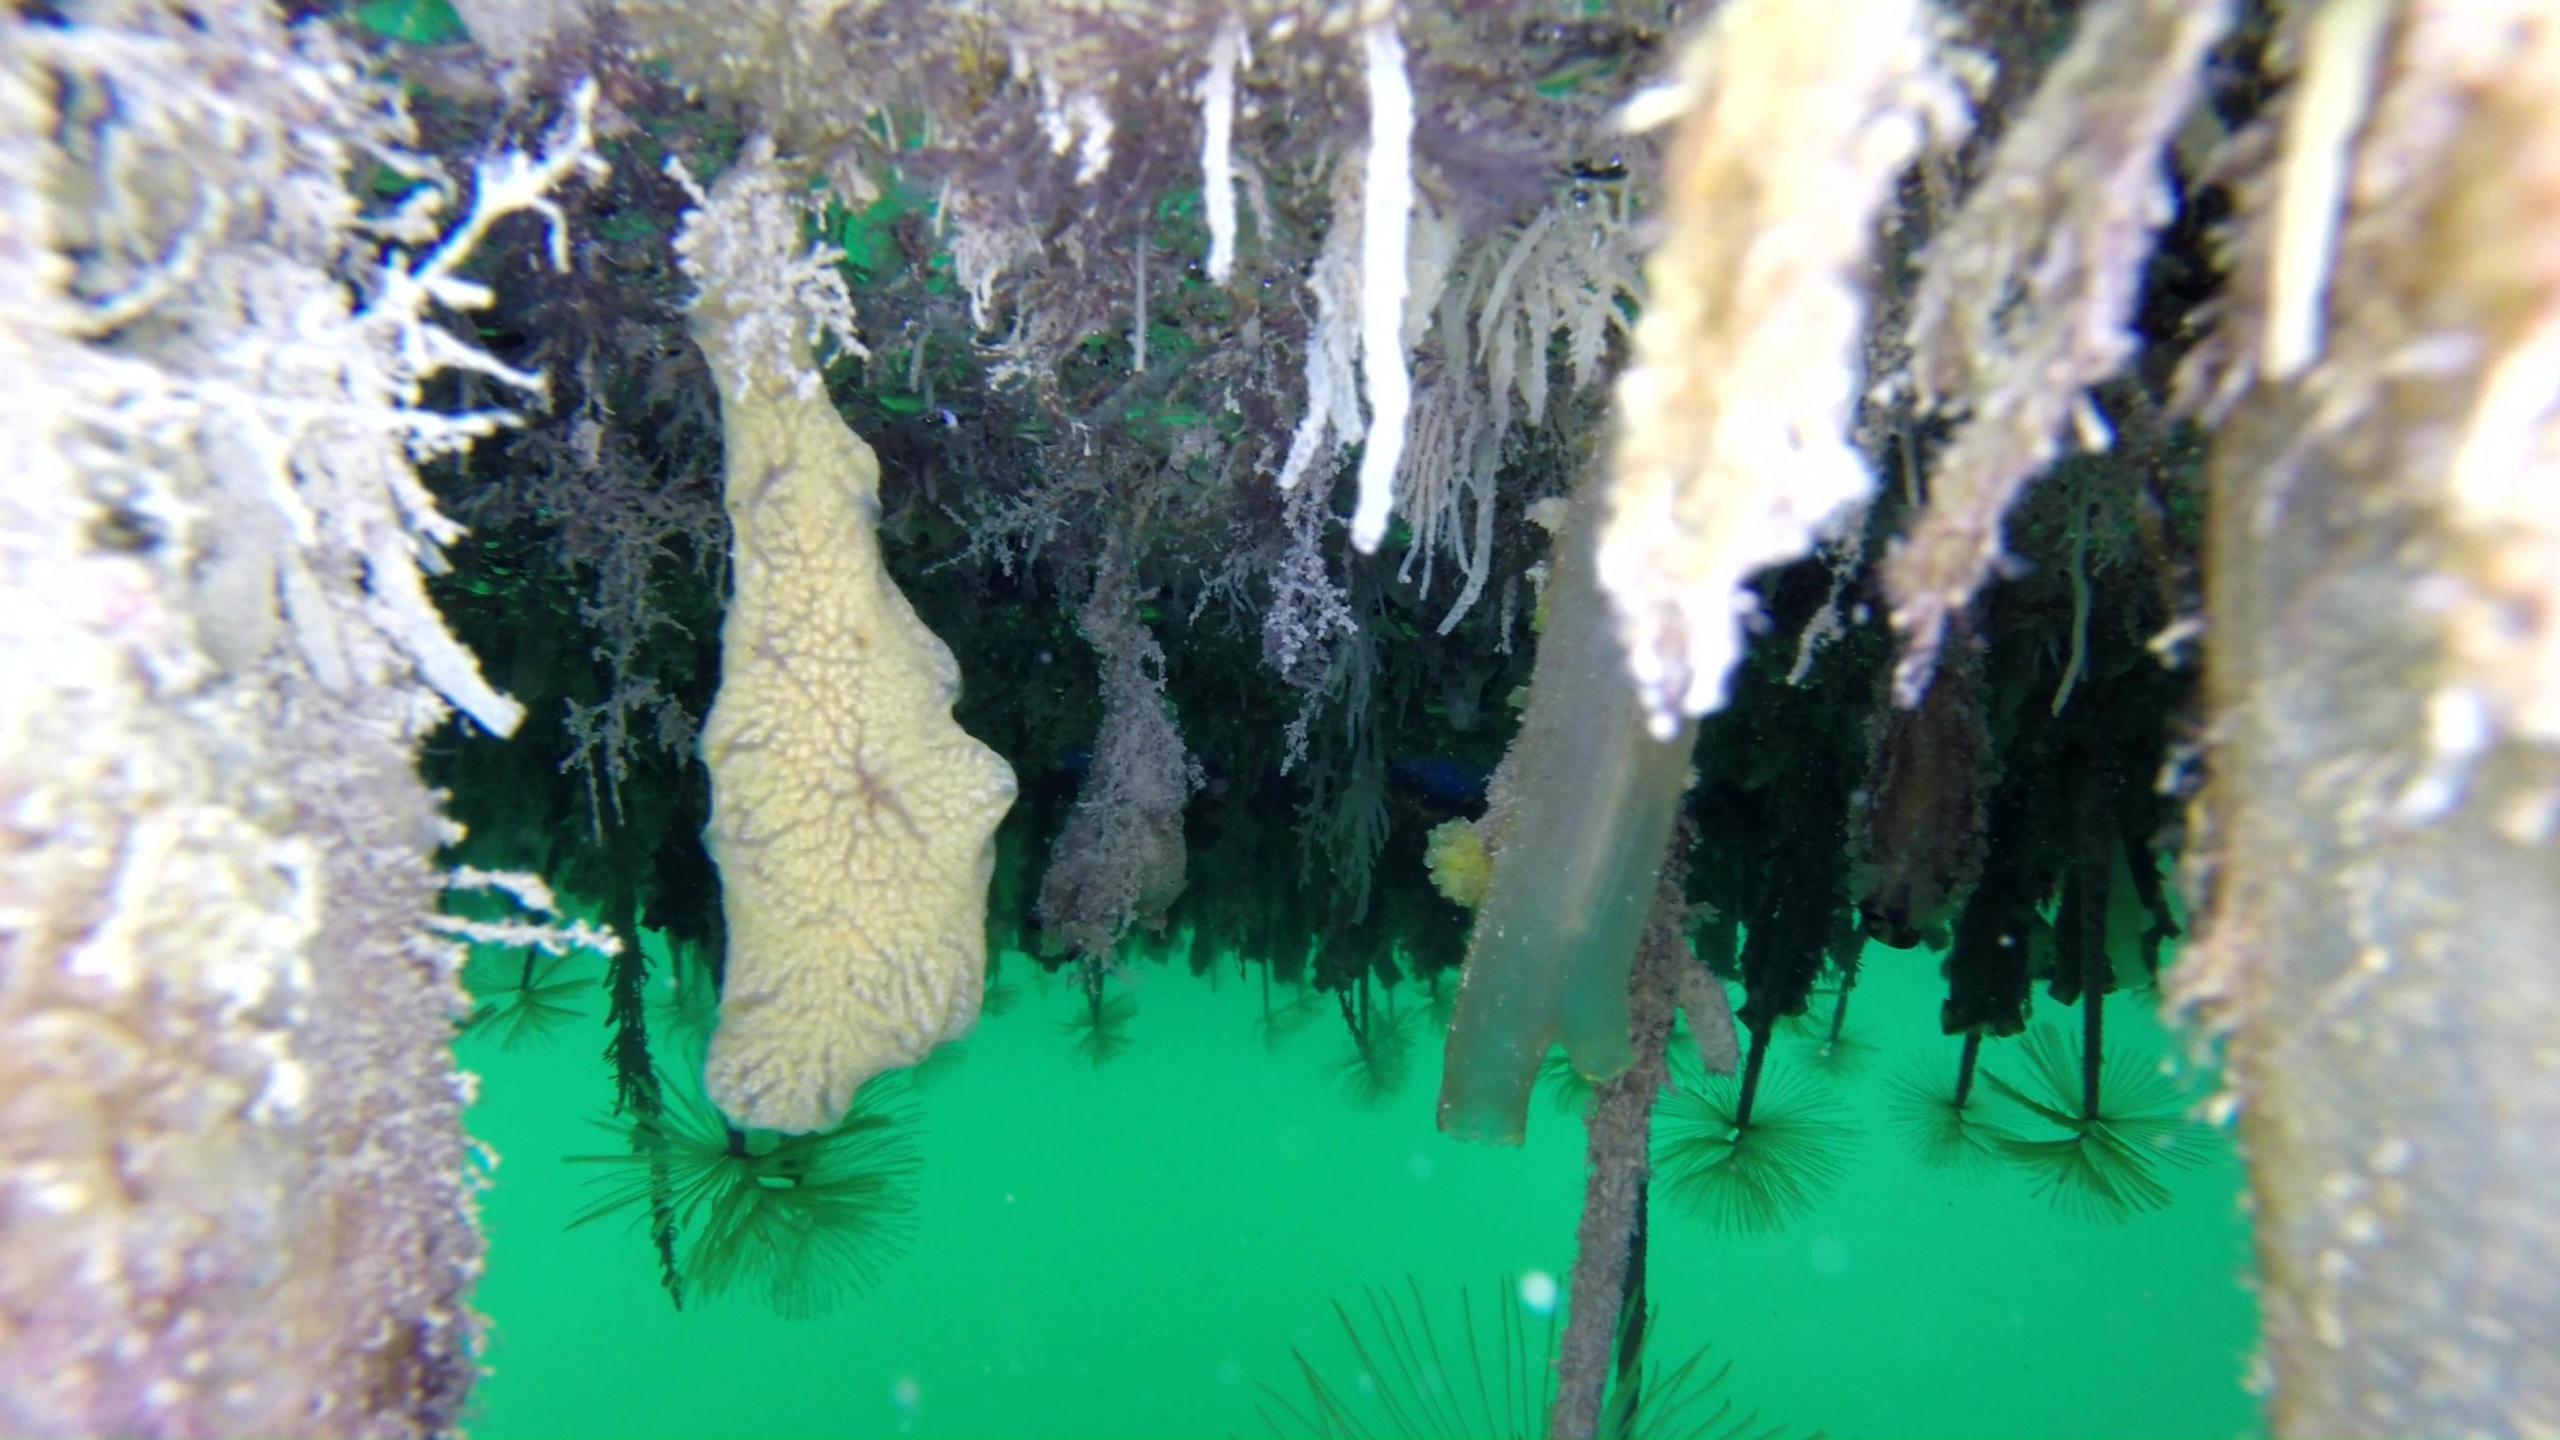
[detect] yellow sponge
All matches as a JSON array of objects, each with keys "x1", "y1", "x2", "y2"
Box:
[
  {"x1": 1424, "y1": 818, "x2": 1493, "y2": 909},
  {"x1": 691, "y1": 318, "x2": 1015, "y2": 1135}
]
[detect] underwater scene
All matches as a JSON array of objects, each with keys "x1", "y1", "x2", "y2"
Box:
[
  {"x1": 6, "y1": 0, "x2": 2558, "y2": 1438},
  {"x1": 455, "y1": 928, "x2": 2259, "y2": 1440}
]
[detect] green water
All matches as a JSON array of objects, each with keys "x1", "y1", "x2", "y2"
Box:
[{"x1": 457, "y1": 940, "x2": 2260, "y2": 1440}]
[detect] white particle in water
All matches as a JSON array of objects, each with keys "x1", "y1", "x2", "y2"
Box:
[{"x1": 1519, "y1": 1271, "x2": 1559, "y2": 1314}]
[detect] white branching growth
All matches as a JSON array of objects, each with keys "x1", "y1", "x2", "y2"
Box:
[
  {"x1": 668, "y1": 135, "x2": 868, "y2": 400},
  {"x1": 1196, "y1": 19, "x2": 1250, "y2": 285},
  {"x1": 31, "y1": 44, "x2": 604, "y2": 740},
  {"x1": 307, "y1": 83, "x2": 605, "y2": 739},
  {"x1": 1349, "y1": 17, "x2": 1418, "y2": 555}
]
